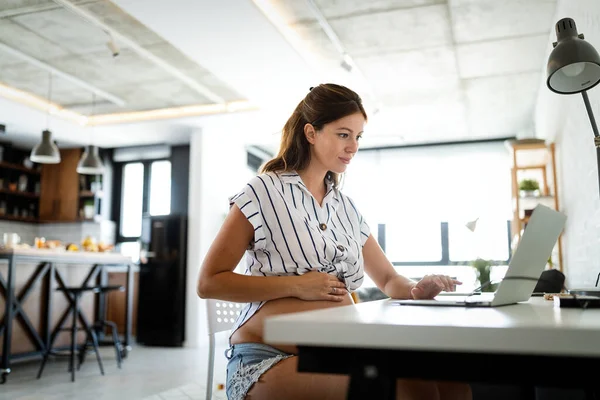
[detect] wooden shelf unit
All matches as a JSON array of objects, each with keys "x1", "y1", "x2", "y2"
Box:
[
  {"x1": 0, "y1": 147, "x2": 42, "y2": 220},
  {"x1": 0, "y1": 146, "x2": 107, "y2": 223},
  {"x1": 506, "y1": 139, "x2": 563, "y2": 271},
  {"x1": 0, "y1": 161, "x2": 41, "y2": 174},
  {"x1": 0, "y1": 189, "x2": 39, "y2": 198}
]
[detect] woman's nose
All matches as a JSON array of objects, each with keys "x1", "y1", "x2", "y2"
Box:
[{"x1": 346, "y1": 139, "x2": 359, "y2": 153}]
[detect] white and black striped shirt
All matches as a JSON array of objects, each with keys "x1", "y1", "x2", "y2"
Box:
[{"x1": 228, "y1": 171, "x2": 371, "y2": 338}]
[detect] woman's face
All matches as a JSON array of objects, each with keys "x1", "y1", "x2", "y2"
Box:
[{"x1": 305, "y1": 112, "x2": 365, "y2": 174}]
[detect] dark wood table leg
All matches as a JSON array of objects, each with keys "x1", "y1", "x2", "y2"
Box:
[
  {"x1": 95, "y1": 265, "x2": 108, "y2": 339},
  {"x1": 44, "y1": 264, "x2": 54, "y2": 351},
  {"x1": 124, "y1": 263, "x2": 133, "y2": 357},
  {"x1": 1, "y1": 255, "x2": 15, "y2": 384}
]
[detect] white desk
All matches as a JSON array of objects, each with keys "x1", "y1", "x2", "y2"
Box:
[{"x1": 264, "y1": 297, "x2": 600, "y2": 399}]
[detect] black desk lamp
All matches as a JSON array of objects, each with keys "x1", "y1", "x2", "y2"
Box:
[
  {"x1": 546, "y1": 18, "x2": 600, "y2": 300},
  {"x1": 546, "y1": 17, "x2": 600, "y2": 196}
]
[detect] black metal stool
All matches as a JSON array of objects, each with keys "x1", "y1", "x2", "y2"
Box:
[
  {"x1": 37, "y1": 286, "x2": 105, "y2": 382},
  {"x1": 79, "y1": 285, "x2": 125, "y2": 370}
]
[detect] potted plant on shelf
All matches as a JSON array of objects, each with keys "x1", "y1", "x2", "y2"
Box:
[
  {"x1": 471, "y1": 258, "x2": 497, "y2": 292},
  {"x1": 82, "y1": 200, "x2": 95, "y2": 220},
  {"x1": 519, "y1": 179, "x2": 540, "y2": 197}
]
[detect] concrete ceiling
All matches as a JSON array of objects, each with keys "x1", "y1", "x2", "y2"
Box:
[
  {"x1": 0, "y1": 0, "x2": 244, "y2": 116},
  {"x1": 0, "y1": 0, "x2": 561, "y2": 150},
  {"x1": 265, "y1": 0, "x2": 558, "y2": 146}
]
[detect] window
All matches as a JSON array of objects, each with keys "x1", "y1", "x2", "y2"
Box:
[
  {"x1": 114, "y1": 159, "x2": 172, "y2": 257},
  {"x1": 385, "y1": 219, "x2": 442, "y2": 262},
  {"x1": 343, "y1": 140, "x2": 513, "y2": 267},
  {"x1": 448, "y1": 218, "x2": 510, "y2": 262},
  {"x1": 120, "y1": 163, "x2": 144, "y2": 237},
  {"x1": 149, "y1": 160, "x2": 171, "y2": 216}
]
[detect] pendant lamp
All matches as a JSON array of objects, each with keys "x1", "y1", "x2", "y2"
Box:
[
  {"x1": 77, "y1": 94, "x2": 105, "y2": 175},
  {"x1": 76, "y1": 145, "x2": 105, "y2": 175},
  {"x1": 30, "y1": 73, "x2": 60, "y2": 164}
]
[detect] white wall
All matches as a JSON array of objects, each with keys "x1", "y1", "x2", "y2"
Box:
[
  {"x1": 534, "y1": 0, "x2": 600, "y2": 288},
  {"x1": 184, "y1": 112, "x2": 271, "y2": 347}
]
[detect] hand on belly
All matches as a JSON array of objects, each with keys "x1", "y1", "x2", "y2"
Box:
[{"x1": 293, "y1": 271, "x2": 349, "y2": 302}]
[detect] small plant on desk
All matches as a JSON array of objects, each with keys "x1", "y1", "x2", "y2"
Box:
[{"x1": 471, "y1": 258, "x2": 497, "y2": 292}]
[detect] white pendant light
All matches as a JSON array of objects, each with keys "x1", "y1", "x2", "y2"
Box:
[
  {"x1": 77, "y1": 94, "x2": 104, "y2": 175},
  {"x1": 77, "y1": 145, "x2": 105, "y2": 175},
  {"x1": 30, "y1": 130, "x2": 60, "y2": 164},
  {"x1": 31, "y1": 73, "x2": 61, "y2": 164}
]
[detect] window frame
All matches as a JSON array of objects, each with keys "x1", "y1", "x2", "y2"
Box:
[
  {"x1": 377, "y1": 220, "x2": 513, "y2": 266},
  {"x1": 112, "y1": 157, "x2": 170, "y2": 245}
]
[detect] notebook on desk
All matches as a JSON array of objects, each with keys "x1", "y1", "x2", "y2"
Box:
[{"x1": 394, "y1": 204, "x2": 567, "y2": 308}]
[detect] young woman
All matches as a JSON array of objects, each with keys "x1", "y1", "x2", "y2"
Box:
[{"x1": 198, "y1": 83, "x2": 472, "y2": 400}]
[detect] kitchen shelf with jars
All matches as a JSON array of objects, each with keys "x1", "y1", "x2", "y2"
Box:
[
  {"x1": 0, "y1": 144, "x2": 108, "y2": 224},
  {"x1": 78, "y1": 173, "x2": 104, "y2": 221},
  {"x1": 0, "y1": 144, "x2": 42, "y2": 222}
]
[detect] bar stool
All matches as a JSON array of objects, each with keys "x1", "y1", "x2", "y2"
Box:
[
  {"x1": 37, "y1": 286, "x2": 105, "y2": 382},
  {"x1": 79, "y1": 285, "x2": 125, "y2": 370}
]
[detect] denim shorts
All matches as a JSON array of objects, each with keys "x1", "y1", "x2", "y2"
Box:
[{"x1": 225, "y1": 342, "x2": 294, "y2": 400}]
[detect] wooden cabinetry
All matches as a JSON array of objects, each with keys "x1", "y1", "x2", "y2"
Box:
[
  {"x1": 506, "y1": 139, "x2": 563, "y2": 271},
  {"x1": 39, "y1": 148, "x2": 82, "y2": 221},
  {"x1": 106, "y1": 271, "x2": 139, "y2": 336}
]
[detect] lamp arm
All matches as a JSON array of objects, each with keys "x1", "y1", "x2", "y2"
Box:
[
  {"x1": 581, "y1": 91, "x2": 600, "y2": 197},
  {"x1": 582, "y1": 91, "x2": 600, "y2": 138}
]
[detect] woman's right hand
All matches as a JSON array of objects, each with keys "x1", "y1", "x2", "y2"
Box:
[{"x1": 293, "y1": 271, "x2": 348, "y2": 301}]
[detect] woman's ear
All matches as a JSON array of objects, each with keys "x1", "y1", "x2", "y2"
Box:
[{"x1": 304, "y1": 123, "x2": 317, "y2": 144}]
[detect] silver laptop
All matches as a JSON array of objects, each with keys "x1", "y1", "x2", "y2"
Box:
[{"x1": 393, "y1": 204, "x2": 567, "y2": 307}]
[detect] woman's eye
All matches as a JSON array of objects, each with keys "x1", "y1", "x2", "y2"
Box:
[
  {"x1": 357, "y1": 136, "x2": 362, "y2": 141},
  {"x1": 338, "y1": 133, "x2": 349, "y2": 138}
]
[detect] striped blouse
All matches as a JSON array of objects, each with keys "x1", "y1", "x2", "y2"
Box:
[{"x1": 228, "y1": 170, "x2": 371, "y2": 339}]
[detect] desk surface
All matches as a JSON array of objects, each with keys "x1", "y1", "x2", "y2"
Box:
[
  {"x1": 264, "y1": 297, "x2": 600, "y2": 358},
  {"x1": 0, "y1": 248, "x2": 132, "y2": 265}
]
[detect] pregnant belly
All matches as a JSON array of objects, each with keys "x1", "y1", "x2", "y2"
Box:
[{"x1": 230, "y1": 294, "x2": 355, "y2": 354}]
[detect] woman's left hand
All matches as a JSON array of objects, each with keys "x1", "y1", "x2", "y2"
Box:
[{"x1": 411, "y1": 274, "x2": 462, "y2": 299}]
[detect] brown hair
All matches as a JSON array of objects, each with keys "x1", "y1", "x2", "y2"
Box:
[{"x1": 260, "y1": 83, "x2": 367, "y2": 188}]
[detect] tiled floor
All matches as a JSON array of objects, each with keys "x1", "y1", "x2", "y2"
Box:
[{"x1": 0, "y1": 334, "x2": 230, "y2": 400}]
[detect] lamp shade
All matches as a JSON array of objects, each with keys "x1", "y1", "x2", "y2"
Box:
[
  {"x1": 30, "y1": 130, "x2": 61, "y2": 164},
  {"x1": 465, "y1": 217, "x2": 479, "y2": 232},
  {"x1": 76, "y1": 145, "x2": 105, "y2": 175},
  {"x1": 547, "y1": 18, "x2": 600, "y2": 94}
]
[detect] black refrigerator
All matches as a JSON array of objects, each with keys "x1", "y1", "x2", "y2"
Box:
[{"x1": 137, "y1": 214, "x2": 187, "y2": 347}]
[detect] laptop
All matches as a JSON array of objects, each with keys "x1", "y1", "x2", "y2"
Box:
[{"x1": 393, "y1": 204, "x2": 567, "y2": 307}]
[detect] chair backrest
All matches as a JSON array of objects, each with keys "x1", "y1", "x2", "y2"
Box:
[
  {"x1": 206, "y1": 299, "x2": 243, "y2": 335},
  {"x1": 533, "y1": 269, "x2": 566, "y2": 293}
]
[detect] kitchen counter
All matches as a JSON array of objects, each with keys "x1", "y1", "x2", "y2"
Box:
[
  {"x1": 0, "y1": 247, "x2": 132, "y2": 265},
  {"x1": 0, "y1": 248, "x2": 135, "y2": 383}
]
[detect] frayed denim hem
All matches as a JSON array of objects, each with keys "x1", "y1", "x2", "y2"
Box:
[
  {"x1": 227, "y1": 354, "x2": 293, "y2": 400},
  {"x1": 225, "y1": 343, "x2": 294, "y2": 400}
]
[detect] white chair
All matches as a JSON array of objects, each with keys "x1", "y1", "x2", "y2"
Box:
[{"x1": 206, "y1": 299, "x2": 243, "y2": 400}]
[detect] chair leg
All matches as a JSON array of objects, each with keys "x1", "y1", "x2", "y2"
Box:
[
  {"x1": 206, "y1": 334, "x2": 215, "y2": 400},
  {"x1": 78, "y1": 329, "x2": 90, "y2": 371},
  {"x1": 87, "y1": 326, "x2": 105, "y2": 376},
  {"x1": 36, "y1": 350, "x2": 50, "y2": 380},
  {"x1": 105, "y1": 321, "x2": 122, "y2": 369},
  {"x1": 70, "y1": 295, "x2": 79, "y2": 382}
]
